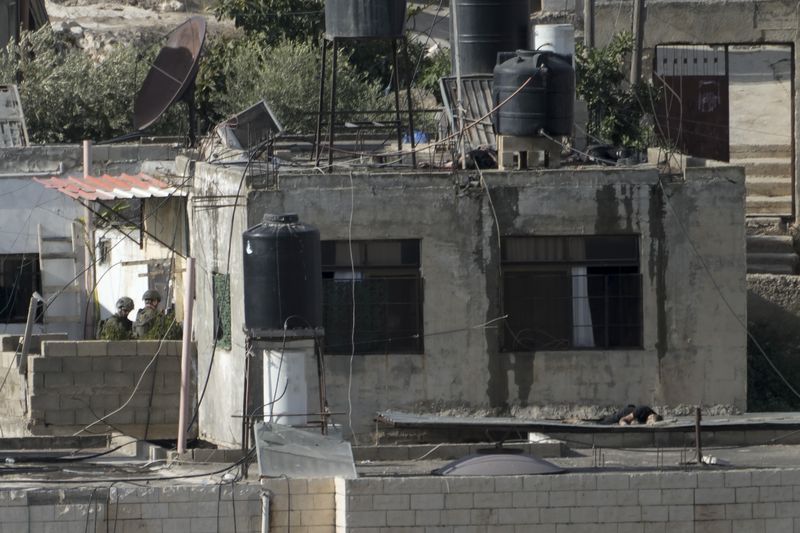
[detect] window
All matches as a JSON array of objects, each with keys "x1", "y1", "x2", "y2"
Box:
[
  {"x1": 322, "y1": 240, "x2": 423, "y2": 354},
  {"x1": 501, "y1": 236, "x2": 642, "y2": 351},
  {"x1": 212, "y1": 272, "x2": 232, "y2": 350},
  {"x1": 0, "y1": 254, "x2": 41, "y2": 323}
]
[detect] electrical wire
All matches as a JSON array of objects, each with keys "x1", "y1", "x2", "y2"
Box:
[{"x1": 346, "y1": 170, "x2": 358, "y2": 444}]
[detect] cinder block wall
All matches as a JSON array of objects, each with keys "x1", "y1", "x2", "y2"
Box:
[
  {"x1": 261, "y1": 478, "x2": 337, "y2": 533},
  {"x1": 0, "y1": 484, "x2": 262, "y2": 533},
  {"x1": 335, "y1": 468, "x2": 800, "y2": 531},
  {"x1": 27, "y1": 340, "x2": 195, "y2": 438}
]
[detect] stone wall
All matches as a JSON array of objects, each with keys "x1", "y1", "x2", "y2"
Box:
[{"x1": 26, "y1": 340, "x2": 195, "y2": 439}]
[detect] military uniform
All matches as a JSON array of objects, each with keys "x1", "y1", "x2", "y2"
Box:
[
  {"x1": 133, "y1": 307, "x2": 160, "y2": 339},
  {"x1": 98, "y1": 315, "x2": 133, "y2": 340}
]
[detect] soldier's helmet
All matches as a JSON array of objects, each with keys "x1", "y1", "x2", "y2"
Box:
[
  {"x1": 116, "y1": 296, "x2": 135, "y2": 312},
  {"x1": 142, "y1": 289, "x2": 162, "y2": 303}
]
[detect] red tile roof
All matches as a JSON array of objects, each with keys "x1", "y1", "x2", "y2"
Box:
[{"x1": 33, "y1": 173, "x2": 186, "y2": 201}]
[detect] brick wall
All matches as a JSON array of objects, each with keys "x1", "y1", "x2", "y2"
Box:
[
  {"x1": 0, "y1": 484, "x2": 262, "y2": 533},
  {"x1": 26, "y1": 340, "x2": 195, "y2": 438},
  {"x1": 334, "y1": 468, "x2": 800, "y2": 532}
]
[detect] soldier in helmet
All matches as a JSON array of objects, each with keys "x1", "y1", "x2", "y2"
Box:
[
  {"x1": 98, "y1": 296, "x2": 135, "y2": 339},
  {"x1": 133, "y1": 289, "x2": 162, "y2": 339}
]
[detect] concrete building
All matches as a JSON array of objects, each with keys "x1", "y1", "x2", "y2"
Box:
[{"x1": 189, "y1": 161, "x2": 747, "y2": 445}]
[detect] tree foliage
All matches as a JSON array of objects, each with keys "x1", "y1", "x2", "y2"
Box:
[
  {"x1": 575, "y1": 32, "x2": 655, "y2": 151},
  {"x1": 214, "y1": 0, "x2": 324, "y2": 46}
]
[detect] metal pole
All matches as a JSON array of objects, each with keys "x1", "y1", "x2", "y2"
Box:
[
  {"x1": 694, "y1": 406, "x2": 703, "y2": 465},
  {"x1": 391, "y1": 40, "x2": 404, "y2": 155},
  {"x1": 450, "y1": 0, "x2": 467, "y2": 170},
  {"x1": 177, "y1": 257, "x2": 195, "y2": 455},
  {"x1": 327, "y1": 39, "x2": 339, "y2": 172},
  {"x1": 402, "y1": 37, "x2": 417, "y2": 168},
  {"x1": 82, "y1": 140, "x2": 95, "y2": 340},
  {"x1": 584, "y1": 0, "x2": 595, "y2": 49},
  {"x1": 313, "y1": 39, "x2": 329, "y2": 164},
  {"x1": 630, "y1": 0, "x2": 645, "y2": 85}
]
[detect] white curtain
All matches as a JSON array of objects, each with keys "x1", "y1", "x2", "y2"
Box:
[{"x1": 571, "y1": 266, "x2": 595, "y2": 347}]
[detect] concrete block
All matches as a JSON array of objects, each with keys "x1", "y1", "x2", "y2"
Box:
[
  {"x1": 411, "y1": 493, "x2": 445, "y2": 510},
  {"x1": 139, "y1": 503, "x2": 170, "y2": 519},
  {"x1": 575, "y1": 489, "x2": 616, "y2": 506},
  {"x1": 107, "y1": 341, "x2": 139, "y2": 356},
  {"x1": 725, "y1": 471, "x2": 752, "y2": 488},
  {"x1": 630, "y1": 475, "x2": 661, "y2": 490},
  {"x1": 470, "y1": 508, "x2": 498, "y2": 525},
  {"x1": 695, "y1": 504, "x2": 726, "y2": 521},
  {"x1": 136, "y1": 341, "x2": 163, "y2": 356},
  {"x1": 44, "y1": 373, "x2": 72, "y2": 387},
  {"x1": 90, "y1": 394, "x2": 120, "y2": 410},
  {"x1": 597, "y1": 473, "x2": 630, "y2": 490},
  {"x1": 494, "y1": 477, "x2": 524, "y2": 492},
  {"x1": 540, "y1": 507, "x2": 569, "y2": 523},
  {"x1": 659, "y1": 472, "x2": 697, "y2": 489},
  {"x1": 440, "y1": 509, "x2": 472, "y2": 525},
  {"x1": 598, "y1": 505, "x2": 641, "y2": 523},
  {"x1": 386, "y1": 509, "x2": 415, "y2": 526},
  {"x1": 371, "y1": 494, "x2": 408, "y2": 511},
  {"x1": 698, "y1": 471, "x2": 725, "y2": 488},
  {"x1": 668, "y1": 505, "x2": 694, "y2": 522},
  {"x1": 644, "y1": 524, "x2": 667, "y2": 533},
  {"x1": 765, "y1": 518, "x2": 793, "y2": 533},
  {"x1": 162, "y1": 518, "x2": 192, "y2": 533},
  {"x1": 641, "y1": 505, "x2": 668, "y2": 522},
  {"x1": 347, "y1": 510, "x2": 387, "y2": 527},
  {"x1": 694, "y1": 521, "x2": 733, "y2": 533},
  {"x1": 0, "y1": 506, "x2": 27, "y2": 522},
  {"x1": 93, "y1": 357, "x2": 123, "y2": 372},
  {"x1": 62, "y1": 356, "x2": 94, "y2": 374},
  {"x1": 522, "y1": 476, "x2": 552, "y2": 491},
  {"x1": 568, "y1": 506, "x2": 598, "y2": 523},
  {"x1": 775, "y1": 502, "x2": 800, "y2": 517},
  {"x1": 735, "y1": 487, "x2": 760, "y2": 503},
  {"x1": 27, "y1": 505, "x2": 55, "y2": 521},
  {"x1": 752, "y1": 503, "x2": 775, "y2": 518},
  {"x1": 73, "y1": 371, "x2": 104, "y2": 386},
  {"x1": 638, "y1": 489, "x2": 661, "y2": 505},
  {"x1": 104, "y1": 372, "x2": 134, "y2": 387},
  {"x1": 512, "y1": 491, "x2": 548, "y2": 508},
  {"x1": 550, "y1": 474, "x2": 596, "y2": 491},
  {"x1": 29, "y1": 394, "x2": 60, "y2": 411},
  {"x1": 300, "y1": 509, "x2": 335, "y2": 526},
  {"x1": 548, "y1": 491, "x2": 576, "y2": 507},
  {"x1": 472, "y1": 492, "x2": 511, "y2": 509},
  {"x1": 724, "y1": 503, "x2": 753, "y2": 520},
  {"x1": 695, "y1": 488, "x2": 736, "y2": 504},
  {"x1": 415, "y1": 509, "x2": 442, "y2": 526},
  {"x1": 29, "y1": 356, "x2": 62, "y2": 373},
  {"x1": 346, "y1": 479, "x2": 383, "y2": 495},
  {"x1": 120, "y1": 357, "x2": 148, "y2": 373},
  {"x1": 43, "y1": 342, "x2": 77, "y2": 357},
  {"x1": 189, "y1": 516, "x2": 218, "y2": 532},
  {"x1": 307, "y1": 479, "x2": 335, "y2": 494},
  {"x1": 759, "y1": 486, "x2": 792, "y2": 502},
  {"x1": 616, "y1": 490, "x2": 639, "y2": 505},
  {"x1": 497, "y1": 507, "x2": 540, "y2": 524},
  {"x1": 618, "y1": 525, "x2": 646, "y2": 533},
  {"x1": 77, "y1": 341, "x2": 108, "y2": 356},
  {"x1": 751, "y1": 469, "x2": 781, "y2": 486}
]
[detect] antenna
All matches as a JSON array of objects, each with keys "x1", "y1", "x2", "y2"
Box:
[{"x1": 133, "y1": 16, "x2": 206, "y2": 144}]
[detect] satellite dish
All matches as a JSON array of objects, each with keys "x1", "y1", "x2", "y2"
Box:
[{"x1": 133, "y1": 16, "x2": 206, "y2": 135}]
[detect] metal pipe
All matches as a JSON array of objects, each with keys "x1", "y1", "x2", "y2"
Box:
[
  {"x1": 451, "y1": 0, "x2": 467, "y2": 169},
  {"x1": 82, "y1": 140, "x2": 96, "y2": 340},
  {"x1": 584, "y1": 0, "x2": 595, "y2": 49},
  {"x1": 694, "y1": 406, "x2": 703, "y2": 465},
  {"x1": 177, "y1": 257, "x2": 196, "y2": 455},
  {"x1": 630, "y1": 0, "x2": 645, "y2": 85},
  {"x1": 260, "y1": 491, "x2": 270, "y2": 533}
]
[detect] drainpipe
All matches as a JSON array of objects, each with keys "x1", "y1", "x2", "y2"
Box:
[
  {"x1": 177, "y1": 257, "x2": 196, "y2": 454},
  {"x1": 261, "y1": 491, "x2": 270, "y2": 533}
]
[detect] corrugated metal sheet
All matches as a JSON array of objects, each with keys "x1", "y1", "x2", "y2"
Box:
[
  {"x1": 33, "y1": 173, "x2": 187, "y2": 201},
  {"x1": 440, "y1": 75, "x2": 496, "y2": 149}
]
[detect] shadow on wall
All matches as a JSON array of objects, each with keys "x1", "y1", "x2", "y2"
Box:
[{"x1": 747, "y1": 290, "x2": 800, "y2": 411}]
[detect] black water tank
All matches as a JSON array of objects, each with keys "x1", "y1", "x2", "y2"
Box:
[
  {"x1": 492, "y1": 50, "x2": 547, "y2": 136},
  {"x1": 325, "y1": 0, "x2": 407, "y2": 39},
  {"x1": 242, "y1": 214, "x2": 322, "y2": 336},
  {"x1": 492, "y1": 50, "x2": 574, "y2": 137},
  {"x1": 451, "y1": 0, "x2": 531, "y2": 75}
]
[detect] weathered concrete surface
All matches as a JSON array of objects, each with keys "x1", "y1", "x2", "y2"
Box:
[
  {"x1": 191, "y1": 163, "x2": 746, "y2": 443},
  {"x1": 594, "y1": 0, "x2": 800, "y2": 216}
]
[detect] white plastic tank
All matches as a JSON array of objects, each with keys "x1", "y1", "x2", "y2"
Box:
[
  {"x1": 264, "y1": 347, "x2": 308, "y2": 426},
  {"x1": 533, "y1": 24, "x2": 575, "y2": 61}
]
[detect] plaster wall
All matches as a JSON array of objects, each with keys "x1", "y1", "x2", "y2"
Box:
[
  {"x1": 189, "y1": 162, "x2": 251, "y2": 448},
  {"x1": 189, "y1": 165, "x2": 746, "y2": 442}
]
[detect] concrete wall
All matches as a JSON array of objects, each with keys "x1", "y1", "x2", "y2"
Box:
[
  {"x1": 25, "y1": 340, "x2": 195, "y2": 439},
  {"x1": 191, "y1": 164, "x2": 746, "y2": 443},
  {"x1": 331, "y1": 468, "x2": 800, "y2": 532},
  {"x1": 594, "y1": 0, "x2": 799, "y2": 210},
  {"x1": 0, "y1": 484, "x2": 262, "y2": 533}
]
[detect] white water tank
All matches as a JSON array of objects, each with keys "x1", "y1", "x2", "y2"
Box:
[
  {"x1": 533, "y1": 24, "x2": 575, "y2": 61},
  {"x1": 264, "y1": 347, "x2": 308, "y2": 426}
]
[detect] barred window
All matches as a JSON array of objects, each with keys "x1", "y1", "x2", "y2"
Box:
[
  {"x1": 322, "y1": 240, "x2": 423, "y2": 354},
  {"x1": 501, "y1": 236, "x2": 642, "y2": 351}
]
